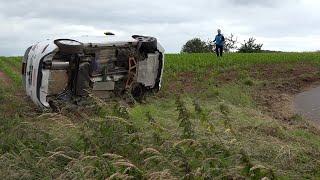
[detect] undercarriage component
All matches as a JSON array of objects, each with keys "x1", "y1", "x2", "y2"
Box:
[
  {"x1": 54, "y1": 39, "x2": 84, "y2": 54},
  {"x1": 75, "y1": 62, "x2": 91, "y2": 96},
  {"x1": 130, "y1": 82, "x2": 145, "y2": 100},
  {"x1": 48, "y1": 70, "x2": 68, "y2": 95},
  {"x1": 132, "y1": 35, "x2": 157, "y2": 54},
  {"x1": 51, "y1": 62, "x2": 70, "y2": 70},
  {"x1": 23, "y1": 35, "x2": 165, "y2": 109},
  {"x1": 125, "y1": 57, "x2": 137, "y2": 89},
  {"x1": 137, "y1": 52, "x2": 160, "y2": 88},
  {"x1": 93, "y1": 81, "x2": 115, "y2": 91},
  {"x1": 43, "y1": 61, "x2": 70, "y2": 70}
]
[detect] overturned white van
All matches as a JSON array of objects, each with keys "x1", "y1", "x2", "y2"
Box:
[{"x1": 22, "y1": 35, "x2": 165, "y2": 108}]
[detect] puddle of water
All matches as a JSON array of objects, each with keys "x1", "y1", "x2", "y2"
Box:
[{"x1": 294, "y1": 86, "x2": 320, "y2": 124}]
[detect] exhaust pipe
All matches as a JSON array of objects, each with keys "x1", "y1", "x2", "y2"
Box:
[{"x1": 43, "y1": 61, "x2": 70, "y2": 70}]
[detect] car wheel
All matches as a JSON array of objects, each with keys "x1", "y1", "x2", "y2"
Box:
[
  {"x1": 130, "y1": 83, "x2": 145, "y2": 101},
  {"x1": 22, "y1": 46, "x2": 32, "y2": 89},
  {"x1": 132, "y1": 35, "x2": 157, "y2": 54},
  {"x1": 54, "y1": 39, "x2": 84, "y2": 54}
]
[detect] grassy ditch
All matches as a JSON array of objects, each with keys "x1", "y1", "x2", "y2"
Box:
[{"x1": 0, "y1": 53, "x2": 319, "y2": 179}]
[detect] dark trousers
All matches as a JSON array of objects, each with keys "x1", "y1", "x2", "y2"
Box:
[{"x1": 215, "y1": 45, "x2": 223, "y2": 57}]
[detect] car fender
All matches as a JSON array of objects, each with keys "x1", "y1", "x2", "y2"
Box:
[
  {"x1": 25, "y1": 40, "x2": 58, "y2": 108},
  {"x1": 157, "y1": 42, "x2": 165, "y2": 90}
]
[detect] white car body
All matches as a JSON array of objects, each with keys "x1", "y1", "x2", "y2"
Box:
[{"x1": 22, "y1": 35, "x2": 165, "y2": 108}]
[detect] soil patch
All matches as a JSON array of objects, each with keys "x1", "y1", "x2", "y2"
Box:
[
  {"x1": 250, "y1": 62, "x2": 320, "y2": 121},
  {"x1": 250, "y1": 62, "x2": 319, "y2": 81},
  {"x1": 165, "y1": 61, "x2": 320, "y2": 122},
  {"x1": 161, "y1": 60, "x2": 320, "y2": 125},
  {"x1": 216, "y1": 70, "x2": 239, "y2": 83},
  {"x1": 204, "y1": 61, "x2": 320, "y2": 121},
  {"x1": 165, "y1": 71, "x2": 198, "y2": 95},
  {"x1": 0, "y1": 70, "x2": 12, "y2": 85}
]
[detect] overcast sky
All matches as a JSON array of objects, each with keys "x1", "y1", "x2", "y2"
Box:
[{"x1": 0, "y1": 0, "x2": 319, "y2": 55}]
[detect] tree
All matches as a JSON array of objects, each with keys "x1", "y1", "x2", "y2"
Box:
[
  {"x1": 182, "y1": 34, "x2": 238, "y2": 53},
  {"x1": 238, "y1": 38, "x2": 263, "y2": 53},
  {"x1": 224, "y1": 34, "x2": 238, "y2": 52},
  {"x1": 181, "y1": 38, "x2": 211, "y2": 53},
  {"x1": 206, "y1": 34, "x2": 238, "y2": 53}
]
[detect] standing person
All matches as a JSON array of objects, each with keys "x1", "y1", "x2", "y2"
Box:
[{"x1": 213, "y1": 29, "x2": 225, "y2": 57}]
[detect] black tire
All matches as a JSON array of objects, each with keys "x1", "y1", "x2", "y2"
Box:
[
  {"x1": 54, "y1": 39, "x2": 84, "y2": 54},
  {"x1": 130, "y1": 83, "x2": 145, "y2": 101},
  {"x1": 22, "y1": 46, "x2": 32, "y2": 89},
  {"x1": 132, "y1": 35, "x2": 157, "y2": 54}
]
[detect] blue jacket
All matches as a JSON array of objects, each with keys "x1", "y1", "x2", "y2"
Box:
[{"x1": 214, "y1": 34, "x2": 225, "y2": 46}]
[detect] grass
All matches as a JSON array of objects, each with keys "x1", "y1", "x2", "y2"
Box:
[
  {"x1": 0, "y1": 57, "x2": 22, "y2": 86},
  {"x1": 165, "y1": 52, "x2": 320, "y2": 73},
  {"x1": 0, "y1": 53, "x2": 319, "y2": 179}
]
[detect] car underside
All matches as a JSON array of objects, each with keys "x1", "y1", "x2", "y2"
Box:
[{"x1": 22, "y1": 35, "x2": 165, "y2": 108}]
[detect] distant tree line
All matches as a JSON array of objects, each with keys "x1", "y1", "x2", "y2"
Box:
[{"x1": 181, "y1": 34, "x2": 265, "y2": 53}]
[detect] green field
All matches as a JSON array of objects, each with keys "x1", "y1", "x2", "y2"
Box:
[{"x1": 0, "y1": 53, "x2": 320, "y2": 179}]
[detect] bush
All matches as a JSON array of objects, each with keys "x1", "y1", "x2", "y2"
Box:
[
  {"x1": 238, "y1": 38, "x2": 263, "y2": 53},
  {"x1": 182, "y1": 34, "x2": 238, "y2": 53},
  {"x1": 181, "y1": 38, "x2": 212, "y2": 53}
]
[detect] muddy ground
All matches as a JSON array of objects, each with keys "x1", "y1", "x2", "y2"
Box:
[{"x1": 250, "y1": 62, "x2": 320, "y2": 121}]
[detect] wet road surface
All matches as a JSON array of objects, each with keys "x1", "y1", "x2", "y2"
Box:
[{"x1": 295, "y1": 86, "x2": 320, "y2": 124}]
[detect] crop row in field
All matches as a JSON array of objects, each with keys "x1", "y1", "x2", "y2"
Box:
[{"x1": 165, "y1": 53, "x2": 320, "y2": 72}]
